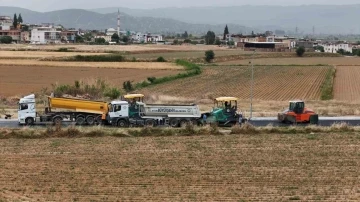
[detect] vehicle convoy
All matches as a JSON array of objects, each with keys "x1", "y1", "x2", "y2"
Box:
[
  {"x1": 201, "y1": 97, "x2": 247, "y2": 127},
  {"x1": 277, "y1": 100, "x2": 319, "y2": 124},
  {"x1": 18, "y1": 94, "x2": 201, "y2": 127}
]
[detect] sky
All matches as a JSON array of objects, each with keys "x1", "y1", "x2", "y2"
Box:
[{"x1": 0, "y1": 0, "x2": 360, "y2": 11}]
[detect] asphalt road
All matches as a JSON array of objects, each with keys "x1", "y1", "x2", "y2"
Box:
[{"x1": 2, "y1": 117, "x2": 360, "y2": 128}]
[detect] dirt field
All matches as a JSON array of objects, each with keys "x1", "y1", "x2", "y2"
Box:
[
  {"x1": 140, "y1": 66, "x2": 331, "y2": 101},
  {"x1": 0, "y1": 134, "x2": 359, "y2": 201},
  {"x1": 217, "y1": 57, "x2": 360, "y2": 66},
  {"x1": 334, "y1": 66, "x2": 360, "y2": 101},
  {"x1": 0, "y1": 60, "x2": 181, "y2": 70},
  {"x1": 0, "y1": 65, "x2": 180, "y2": 96},
  {"x1": 0, "y1": 51, "x2": 109, "y2": 59}
]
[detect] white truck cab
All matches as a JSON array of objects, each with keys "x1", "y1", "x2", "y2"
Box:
[{"x1": 18, "y1": 94, "x2": 37, "y2": 125}]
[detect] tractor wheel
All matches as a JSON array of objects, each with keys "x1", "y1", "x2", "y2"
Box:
[
  {"x1": 95, "y1": 115, "x2": 102, "y2": 125},
  {"x1": 25, "y1": 117, "x2": 34, "y2": 126},
  {"x1": 86, "y1": 116, "x2": 95, "y2": 125},
  {"x1": 145, "y1": 119, "x2": 156, "y2": 127}
]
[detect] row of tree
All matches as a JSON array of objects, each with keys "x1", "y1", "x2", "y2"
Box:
[{"x1": 13, "y1": 13, "x2": 23, "y2": 28}]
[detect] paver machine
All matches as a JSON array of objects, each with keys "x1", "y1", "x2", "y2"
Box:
[
  {"x1": 278, "y1": 100, "x2": 319, "y2": 124},
  {"x1": 202, "y1": 97, "x2": 247, "y2": 127}
]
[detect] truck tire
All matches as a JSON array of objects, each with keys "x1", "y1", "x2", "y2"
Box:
[
  {"x1": 169, "y1": 119, "x2": 179, "y2": 128},
  {"x1": 95, "y1": 115, "x2": 102, "y2": 125},
  {"x1": 25, "y1": 117, "x2": 34, "y2": 126},
  {"x1": 76, "y1": 116, "x2": 85, "y2": 126},
  {"x1": 53, "y1": 117, "x2": 62, "y2": 125},
  {"x1": 145, "y1": 119, "x2": 156, "y2": 127},
  {"x1": 86, "y1": 116, "x2": 95, "y2": 125},
  {"x1": 117, "y1": 120, "x2": 128, "y2": 128},
  {"x1": 179, "y1": 119, "x2": 189, "y2": 128}
]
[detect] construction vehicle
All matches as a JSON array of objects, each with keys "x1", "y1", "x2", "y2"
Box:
[
  {"x1": 202, "y1": 97, "x2": 247, "y2": 127},
  {"x1": 18, "y1": 94, "x2": 109, "y2": 125},
  {"x1": 277, "y1": 100, "x2": 319, "y2": 124},
  {"x1": 120, "y1": 94, "x2": 201, "y2": 127},
  {"x1": 18, "y1": 94, "x2": 201, "y2": 127}
]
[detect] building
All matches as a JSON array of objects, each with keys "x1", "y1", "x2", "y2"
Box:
[
  {"x1": 21, "y1": 31, "x2": 30, "y2": 43},
  {"x1": 95, "y1": 34, "x2": 111, "y2": 42},
  {"x1": 297, "y1": 40, "x2": 315, "y2": 49},
  {"x1": 132, "y1": 32, "x2": 163, "y2": 43},
  {"x1": 0, "y1": 16, "x2": 12, "y2": 30},
  {"x1": 106, "y1": 28, "x2": 117, "y2": 36},
  {"x1": 0, "y1": 30, "x2": 21, "y2": 42},
  {"x1": 243, "y1": 42, "x2": 290, "y2": 52},
  {"x1": 61, "y1": 30, "x2": 78, "y2": 43},
  {"x1": 320, "y1": 42, "x2": 352, "y2": 53},
  {"x1": 31, "y1": 26, "x2": 61, "y2": 44},
  {"x1": 267, "y1": 36, "x2": 296, "y2": 49}
]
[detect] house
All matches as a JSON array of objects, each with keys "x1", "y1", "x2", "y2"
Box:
[
  {"x1": 31, "y1": 26, "x2": 61, "y2": 44},
  {"x1": 21, "y1": 31, "x2": 30, "y2": 43},
  {"x1": 106, "y1": 28, "x2": 117, "y2": 36},
  {"x1": 297, "y1": 40, "x2": 315, "y2": 49},
  {"x1": 267, "y1": 36, "x2": 296, "y2": 49},
  {"x1": 61, "y1": 30, "x2": 78, "y2": 43},
  {"x1": 0, "y1": 30, "x2": 21, "y2": 42},
  {"x1": 320, "y1": 42, "x2": 352, "y2": 53},
  {"x1": 95, "y1": 34, "x2": 111, "y2": 42},
  {"x1": 0, "y1": 16, "x2": 12, "y2": 31},
  {"x1": 132, "y1": 32, "x2": 163, "y2": 43}
]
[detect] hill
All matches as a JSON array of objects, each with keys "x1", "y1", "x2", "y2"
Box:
[
  {"x1": 90, "y1": 5, "x2": 360, "y2": 34},
  {"x1": 0, "y1": 7, "x2": 251, "y2": 34}
]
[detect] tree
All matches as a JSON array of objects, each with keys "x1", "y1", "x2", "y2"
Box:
[
  {"x1": 205, "y1": 50, "x2": 215, "y2": 62},
  {"x1": 13, "y1": 13, "x2": 18, "y2": 28},
  {"x1": 21, "y1": 24, "x2": 29, "y2": 32},
  {"x1": 0, "y1": 36, "x2": 13, "y2": 44},
  {"x1": 183, "y1": 39, "x2": 191, "y2": 43},
  {"x1": 296, "y1": 46, "x2": 305, "y2": 57},
  {"x1": 215, "y1": 38, "x2": 221, "y2": 45},
  {"x1": 251, "y1": 31, "x2": 255, "y2": 36},
  {"x1": 122, "y1": 35, "x2": 129, "y2": 43},
  {"x1": 205, "y1": 31, "x2": 216, "y2": 45},
  {"x1": 337, "y1": 49, "x2": 345, "y2": 55},
  {"x1": 314, "y1": 45, "x2": 324, "y2": 53},
  {"x1": 200, "y1": 40, "x2": 205, "y2": 44},
  {"x1": 223, "y1": 24, "x2": 229, "y2": 40},
  {"x1": 75, "y1": 35, "x2": 84, "y2": 43},
  {"x1": 111, "y1": 33, "x2": 120, "y2": 43},
  {"x1": 173, "y1": 39, "x2": 179, "y2": 45},
  {"x1": 18, "y1": 13, "x2": 23, "y2": 24},
  {"x1": 95, "y1": 37, "x2": 106, "y2": 44},
  {"x1": 182, "y1": 31, "x2": 189, "y2": 38}
]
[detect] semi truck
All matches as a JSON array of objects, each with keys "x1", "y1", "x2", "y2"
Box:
[{"x1": 18, "y1": 94, "x2": 202, "y2": 127}]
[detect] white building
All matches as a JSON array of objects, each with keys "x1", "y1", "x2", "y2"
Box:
[
  {"x1": 95, "y1": 35, "x2": 111, "y2": 42},
  {"x1": 0, "y1": 16, "x2": 12, "y2": 30},
  {"x1": 106, "y1": 28, "x2": 117, "y2": 36},
  {"x1": 320, "y1": 43, "x2": 352, "y2": 54},
  {"x1": 31, "y1": 27, "x2": 61, "y2": 44},
  {"x1": 132, "y1": 32, "x2": 163, "y2": 43}
]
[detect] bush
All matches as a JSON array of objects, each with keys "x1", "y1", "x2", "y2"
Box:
[
  {"x1": 156, "y1": 56, "x2": 167, "y2": 62},
  {"x1": 147, "y1": 77, "x2": 156, "y2": 83},
  {"x1": 67, "y1": 54, "x2": 125, "y2": 62},
  {"x1": 205, "y1": 50, "x2": 215, "y2": 62},
  {"x1": 52, "y1": 78, "x2": 122, "y2": 99},
  {"x1": 57, "y1": 48, "x2": 69, "y2": 52},
  {"x1": 0, "y1": 36, "x2": 12, "y2": 44},
  {"x1": 183, "y1": 39, "x2": 191, "y2": 43},
  {"x1": 296, "y1": 46, "x2": 305, "y2": 57},
  {"x1": 123, "y1": 81, "x2": 134, "y2": 92}
]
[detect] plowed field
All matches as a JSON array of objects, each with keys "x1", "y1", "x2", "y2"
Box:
[
  {"x1": 141, "y1": 66, "x2": 331, "y2": 101},
  {"x1": 0, "y1": 134, "x2": 359, "y2": 201},
  {"x1": 334, "y1": 66, "x2": 360, "y2": 101},
  {"x1": 0, "y1": 65, "x2": 180, "y2": 96}
]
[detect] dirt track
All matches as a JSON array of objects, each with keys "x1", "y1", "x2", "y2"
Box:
[
  {"x1": 334, "y1": 66, "x2": 360, "y2": 101},
  {"x1": 0, "y1": 65, "x2": 180, "y2": 96},
  {"x1": 0, "y1": 134, "x2": 359, "y2": 201}
]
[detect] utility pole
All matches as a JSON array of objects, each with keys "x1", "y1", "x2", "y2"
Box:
[{"x1": 250, "y1": 50, "x2": 256, "y2": 120}]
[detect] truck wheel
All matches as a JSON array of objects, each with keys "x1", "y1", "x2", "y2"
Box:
[
  {"x1": 76, "y1": 116, "x2": 85, "y2": 126},
  {"x1": 145, "y1": 119, "x2": 155, "y2": 127},
  {"x1": 86, "y1": 116, "x2": 95, "y2": 125},
  {"x1": 95, "y1": 116, "x2": 102, "y2": 125},
  {"x1": 25, "y1": 117, "x2": 34, "y2": 126},
  {"x1": 179, "y1": 119, "x2": 189, "y2": 128},
  {"x1": 169, "y1": 119, "x2": 179, "y2": 128},
  {"x1": 53, "y1": 117, "x2": 62, "y2": 125},
  {"x1": 117, "y1": 120, "x2": 128, "y2": 128}
]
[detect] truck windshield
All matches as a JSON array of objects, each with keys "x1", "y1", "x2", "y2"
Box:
[{"x1": 19, "y1": 104, "x2": 28, "y2": 110}]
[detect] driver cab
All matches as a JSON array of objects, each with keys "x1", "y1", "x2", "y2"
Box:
[
  {"x1": 123, "y1": 94, "x2": 145, "y2": 118},
  {"x1": 215, "y1": 97, "x2": 238, "y2": 112},
  {"x1": 289, "y1": 100, "x2": 305, "y2": 114}
]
